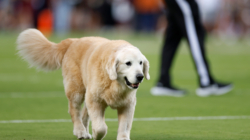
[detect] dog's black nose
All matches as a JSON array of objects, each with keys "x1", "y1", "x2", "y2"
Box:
[{"x1": 136, "y1": 74, "x2": 144, "y2": 81}]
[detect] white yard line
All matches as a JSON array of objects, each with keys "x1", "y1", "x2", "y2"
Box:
[
  {"x1": 0, "y1": 91, "x2": 65, "y2": 98},
  {"x1": 1, "y1": 116, "x2": 250, "y2": 124},
  {"x1": 1, "y1": 89, "x2": 250, "y2": 98}
]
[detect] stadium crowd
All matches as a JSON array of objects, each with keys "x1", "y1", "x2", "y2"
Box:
[{"x1": 0, "y1": 0, "x2": 250, "y2": 39}]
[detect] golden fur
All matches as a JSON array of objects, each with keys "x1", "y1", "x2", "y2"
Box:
[{"x1": 17, "y1": 29, "x2": 150, "y2": 140}]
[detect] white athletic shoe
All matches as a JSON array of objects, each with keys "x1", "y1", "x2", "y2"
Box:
[
  {"x1": 151, "y1": 86, "x2": 186, "y2": 97},
  {"x1": 196, "y1": 83, "x2": 233, "y2": 97}
]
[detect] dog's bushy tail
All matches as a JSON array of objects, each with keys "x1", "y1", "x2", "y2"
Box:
[{"x1": 17, "y1": 29, "x2": 74, "y2": 71}]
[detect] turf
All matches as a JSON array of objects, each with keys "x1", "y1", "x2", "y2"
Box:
[{"x1": 0, "y1": 31, "x2": 250, "y2": 140}]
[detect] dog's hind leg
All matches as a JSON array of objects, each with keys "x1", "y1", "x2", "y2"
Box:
[
  {"x1": 85, "y1": 96, "x2": 108, "y2": 140},
  {"x1": 67, "y1": 91, "x2": 91, "y2": 139},
  {"x1": 63, "y1": 59, "x2": 92, "y2": 139},
  {"x1": 64, "y1": 78, "x2": 91, "y2": 139},
  {"x1": 82, "y1": 102, "x2": 92, "y2": 139}
]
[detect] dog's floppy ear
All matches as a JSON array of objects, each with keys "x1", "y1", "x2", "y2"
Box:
[
  {"x1": 143, "y1": 57, "x2": 150, "y2": 80},
  {"x1": 106, "y1": 55, "x2": 118, "y2": 80}
]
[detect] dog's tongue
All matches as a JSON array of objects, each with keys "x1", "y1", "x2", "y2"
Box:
[{"x1": 132, "y1": 83, "x2": 139, "y2": 88}]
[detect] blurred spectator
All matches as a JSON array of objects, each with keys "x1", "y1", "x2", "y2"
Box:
[
  {"x1": 97, "y1": 0, "x2": 116, "y2": 28},
  {"x1": 0, "y1": 0, "x2": 16, "y2": 31},
  {"x1": 52, "y1": 0, "x2": 75, "y2": 35},
  {"x1": 37, "y1": 8, "x2": 53, "y2": 36},
  {"x1": 112, "y1": 0, "x2": 135, "y2": 29},
  {"x1": 215, "y1": 0, "x2": 250, "y2": 39},
  {"x1": 196, "y1": 0, "x2": 222, "y2": 32},
  {"x1": 132, "y1": 0, "x2": 163, "y2": 32},
  {"x1": 197, "y1": 0, "x2": 250, "y2": 39},
  {"x1": 31, "y1": 0, "x2": 49, "y2": 28},
  {"x1": 0, "y1": 0, "x2": 33, "y2": 31},
  {"x1": 70, "y1": 0, "x2": 99, "y2": 31},
  {"x1": 16, "y1": 0, "x2": 33, "y2": 30}
]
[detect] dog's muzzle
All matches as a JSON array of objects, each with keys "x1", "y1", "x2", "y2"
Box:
[{"x1": 124, "y1": 77, "x2": 140, "y2": 89}]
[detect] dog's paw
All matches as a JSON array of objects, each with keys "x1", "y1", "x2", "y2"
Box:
[
  {"x1": 117, "y1": 134, "x2": 130, "y2": 140},
  {"x1": 77, "y1": 133, "x2": 92, "y2": 140},
  {"x1": 73, "y1": 127, "x2": 91, "y2": 139},
  {"x1": 85, "y1": 133, "x2": 92, "y2": 139},
  {"x1": 117, "y1": 138, "x2": 130, "y2": 140}
]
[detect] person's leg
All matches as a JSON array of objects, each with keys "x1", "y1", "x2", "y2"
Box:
[
  {"x1": 158, "y1": 13, "x2": 182, "y2": 87},
  {"x1": 173, "y1": 0, "x2": 232, "y2": 96},
  {"x1": 151, "y1": 3, "x2": 186, "y2": 96},
  {"x1": 172, "y1": 0, "x2": 213, "y2": 87}
]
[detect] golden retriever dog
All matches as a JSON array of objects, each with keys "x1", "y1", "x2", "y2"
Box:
[{"x1": 17, "y1": 29, "x2": 150, "y2": 140}]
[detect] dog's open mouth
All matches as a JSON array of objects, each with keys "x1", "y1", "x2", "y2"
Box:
[{"x1": 124, "y1": 77, "x2": 140, "y2": 89}]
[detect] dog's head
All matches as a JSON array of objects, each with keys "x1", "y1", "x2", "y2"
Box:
[{"x1": 106, "y1": 45, "x2": 150, "y2": 90}]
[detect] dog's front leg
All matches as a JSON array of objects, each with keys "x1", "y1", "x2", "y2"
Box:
[{"x1": 117, "y1": 100, "x2": 136, "y2": 140}]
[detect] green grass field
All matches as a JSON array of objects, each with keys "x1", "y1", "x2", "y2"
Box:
[{"x1": 0, "y1": 31, "x2": 250, "y2": 140}]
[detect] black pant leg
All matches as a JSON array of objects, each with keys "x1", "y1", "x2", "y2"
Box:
[
  {"x1": 158, "y1": 11, "x2": 182, "y2": 87},
  {"x1": 165, "y1": 0, "x2": 214, "y2": 87}
]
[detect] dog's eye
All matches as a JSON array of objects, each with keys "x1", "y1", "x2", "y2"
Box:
[
  {"x1": 126, "y1": 61, "x2": 131, "y2": 66},
  {"x1": 140, "y1": 61, "x2": 142, "y2": 65}
]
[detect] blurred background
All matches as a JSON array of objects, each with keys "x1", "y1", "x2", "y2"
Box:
[
  {"x1": 1, "y1": 0, "x2": 250, "y2": 40},
  {"x1": 0, "y1": 1, "x2": 250, "y2": 139}
]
